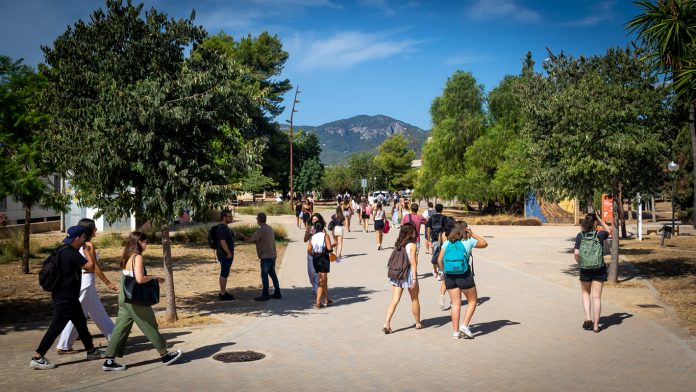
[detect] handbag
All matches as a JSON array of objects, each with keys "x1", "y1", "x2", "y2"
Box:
[
  {"x1": 299, "y1": 211, "x2": 304, "y2": 219},
  {"x1": 123, "y1": 255, "x2": 160, "y2": 306},
  {"x1": 327, "y1": 216, "x2": 336, "y2": 231},
  {"x1": 383, "y1": 219, "x2": 390, "y2": 234}
]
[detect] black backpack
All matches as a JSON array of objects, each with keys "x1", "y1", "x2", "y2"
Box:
[
  {"x1": 387, "y1": 242, "x2": 411, "y2": 280},
  {"x1": 39, "y1": 244, "x2": 71, "y2": 292},
  {"x1": 431, "y1": 215, "x2": 444, "y2": 239},
  {"x1": 208, "y1": 225, "x2": 219, "y2": 249}
]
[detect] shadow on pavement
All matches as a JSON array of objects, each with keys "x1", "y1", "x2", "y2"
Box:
[
  {"x1": 601, "y1": 312, "x2": 633, "y2": 330},
  {"x1": 176, "y1": 342, "x2": 237, "y2": 364},
  {"x1": 260, "y1": 286, "x2": 379, "y2": 318},
  {"x1": 471, "y1": 319, "x2": 521, "y2": 337}
]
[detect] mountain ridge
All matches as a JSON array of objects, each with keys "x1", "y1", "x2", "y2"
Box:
[{"x1": 280, "y1": 114, "x2": 429, "y2": 165}]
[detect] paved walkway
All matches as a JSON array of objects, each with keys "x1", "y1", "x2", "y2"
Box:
[{"x1": 44, "y1": 214, "x2": 696, "y2": 391}]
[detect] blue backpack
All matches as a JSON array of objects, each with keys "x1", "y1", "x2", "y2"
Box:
[{"x1": 443, "y1": 240, "x2": 468, "y2": 274}]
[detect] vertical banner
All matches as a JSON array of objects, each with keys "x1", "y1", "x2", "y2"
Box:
[{"x1": 600, "y1": 194, "x2": 613, "y2": 237}]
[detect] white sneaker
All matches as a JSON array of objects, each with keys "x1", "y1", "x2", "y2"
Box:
[
  {"x1": 438, "y1": 295, "x2": 445, "y2": 310},
  {"x1": 453, "y1": 331, "x2": 464, "y2": 340},
  {"x1": 30, "y1": 356, "x2": 56, "y2": 369},
  {"x1": 87, "y1": 348, "x2": 106, "y2": 361},
  {"x1": 459, "y1": 325, "x2": 473, "y2": 338},
  {"x1": 437, "y1": 273, "x2": 442, "y2": 281}
]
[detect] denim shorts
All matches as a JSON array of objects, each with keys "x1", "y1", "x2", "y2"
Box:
[{"x1": 218, "y1": 257, "x2": 234, "y2": 278}]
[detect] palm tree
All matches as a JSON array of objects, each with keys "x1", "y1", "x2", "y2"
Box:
[{"x1": 627, "y1": 0, "x2": 696, "y2": 227}]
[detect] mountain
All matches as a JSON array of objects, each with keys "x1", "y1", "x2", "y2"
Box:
[{"x1": 280, "y1": 114, "x2": 430, "y2": 165}]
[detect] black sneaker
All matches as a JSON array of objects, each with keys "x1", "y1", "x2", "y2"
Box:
[
  {"x1": 102, "y1": 358, "x2": 126, "y2": 371},
  {"x1": 218, "y1": 292, "x2": 235, "y2": 301},
  {"x1": 254, "y1": 295, "x2": 270, "y2": 301},
  {"x1": 161, "y1": 350, "x2": 183, "y2": 366},
  {"x1": 270, "y1": 293, "x2": 282, "y2": 299}
]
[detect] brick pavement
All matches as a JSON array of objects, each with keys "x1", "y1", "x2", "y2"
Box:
[{"x1": 51, "y1": 215, "x2": 696, "y2": 391}]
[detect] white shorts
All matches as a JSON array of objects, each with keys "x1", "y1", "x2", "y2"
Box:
[{"x1": 333, "y1": 226, "x2": 345, "y2": 237}]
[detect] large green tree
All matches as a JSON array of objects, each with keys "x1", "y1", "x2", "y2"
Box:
[
  {"x1": 0, "y1": 56, "x2": 69, "y2": 273},
  {"x1": 41, "y1": 0, "x2": 262, "y2": 321},
  {"x1": 296, "y1": 158, "x2": 324, "y2": 196},
  {"x1": 520, "y1": 45, "x2": 677, "y2": 283},
  {"x1": 375, "y1": 133, "x2": 415, "y2": 188},
  {"x1": 627, "y1": 0, "x2": 696, "y2": 227},
  {"x1": 241, "y1": 169, "x2": 277, "y2": 203}
]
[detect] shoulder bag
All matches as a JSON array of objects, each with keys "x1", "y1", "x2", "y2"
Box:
[{"x1": 123, "y1": 255, "x2": 160, "y2": 306}]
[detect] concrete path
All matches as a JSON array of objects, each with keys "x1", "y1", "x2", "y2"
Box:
[{"x1": 44, "y1": 215, "x2": 696, "y2": 391}]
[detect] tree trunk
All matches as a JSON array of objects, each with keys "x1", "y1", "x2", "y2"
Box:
[
  {"x1": 22, "y1": 207, "x2": 31, "y2": 274},
  {"x1": 651, "y1": 194, "x2": 656, "y2": 223},
  {"x1": 609, "y1": 180, "x2": 620, "y2": 283},
  {"x1": 627, "y1": 198, "x2": 633, "y2": 221},
  {"x1": 161, "y1": 223, "x2": 177, "y2": 322},
  {"x1": 690, "y1": 103, "x2": 696, "y2": 228},
  {"x1": 618, "y1": 185, "x2": 627, "y2": 239},
  {"x1": 587, "y1": 196, "x2": 594, "y2": 213}
]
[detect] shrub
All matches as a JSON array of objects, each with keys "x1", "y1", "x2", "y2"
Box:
[
  {"x1": 231, "y1": 223, "x2": 288, "y2": 242},
  {"x1": 237, "y1": 203, "x2": 294, "y2": 216},
  {"x1": 97, "y1": 233, "x2": 126, "y2": 248},
  {"x1": 0, "y1": 229, "x2": 39, "y2": 262}
]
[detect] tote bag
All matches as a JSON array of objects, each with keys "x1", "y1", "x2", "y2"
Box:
[{"x1": 123, "y1": 255, "x2": 160, "y2": 306}]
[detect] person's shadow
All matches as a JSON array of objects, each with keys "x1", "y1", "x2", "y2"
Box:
[
  {"x1": 469, "y1": 319, "x2": 521, "y2": 337},
  {"x1": 600, "y1": 312, "x2": 633, "y2": 330}
]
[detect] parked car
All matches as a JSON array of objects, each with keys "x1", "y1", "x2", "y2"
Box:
[{"x1": 372, "y1": 191, "x2": 390, "y2": 206}]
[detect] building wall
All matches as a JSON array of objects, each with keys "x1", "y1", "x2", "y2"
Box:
[{"x1": 0, "y1": 174, "x2": 62, "y2": 225}]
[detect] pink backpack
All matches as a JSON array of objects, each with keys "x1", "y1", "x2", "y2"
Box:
[{"x1": 366, "y1": 205, "x2": 372, "y2": 215}]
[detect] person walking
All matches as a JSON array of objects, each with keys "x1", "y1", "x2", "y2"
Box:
[
  {"x1": 308, "y1": 221, "x2": 333, "y2": 309},
  {"x1": 237, "y1": 213, "x2": 281, "y2": 301},
  {"x1": 574, "y1": 211, "x2": 611, "y2": 333},
  {"x1": 295, "y1": 199, "x2": 303, "y2": 228},
  {"x1": 216, "y1": 210, "x2": 237, "y2": 301},
  {"x1": 307, "y1": 194, "x2": 314, "y2": 213},
  {"x1": 360, "y1": 200, "x2": 371, "y2": 232},
  {"x1": 56, "y1": 219, "x2": 117, "y2": 355},
  {"x1": 422, "y1": 203, "x2": 436, "y2": 254},
  {"x1": 383, "y1": 223, "x2": 423, "y2": 333},
  {"x1": 331, "y1": 206, "x2": 346, "y2": 257},
  {"x1": 402, "y1": 202, "x2": 427, "y2": 255},
  {"x1": 391, "y1": 198, "x2": 401, "y2": 229},
  {"x1": 304, "y1": 213, "x2": 325, "y2": 293},
  {"x1": 101, "y1": 232, "x2": 183, "y2": 371},
  {"x1": 31, "y1": 226, "x2": 105, "y2": 369},
  {"x1": 301, "y1": 199, "x2": 312, "y2": 229},
  {"x1": 342, "y1": 200, "x2": 353, "y2": 232},
  {"x1": 425, "y1": 204, "x2": 446, "y2": 281},
  {"x1": 336, "y1": 193, "x2": 343, "y2": 207},
  {"x1": 373, "y1": 202, "x2": 386, "y2": 250},
  {"x1": 437, "y1": 217, "x2": 456, "y2": 309},
  {"x1": 437, "y1": 221, "x2": 488, "y2": 339}
]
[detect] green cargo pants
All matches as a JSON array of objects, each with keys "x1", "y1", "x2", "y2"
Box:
[{"x1": 105, "y1": 276, "x2": 168, "y2": 357}]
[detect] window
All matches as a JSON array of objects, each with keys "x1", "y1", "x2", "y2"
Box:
[
  {"x1": 0, "y1": 196, "x2": 6, "y2": 210},
  {"x1": 53, "y1": 175, "x2": 60, "y2": 192}
]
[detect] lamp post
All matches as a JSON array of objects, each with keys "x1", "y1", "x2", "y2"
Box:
[
  {"x1": 373, "y1": 177, "x2": 377, "y2": 194},
  {"x1": 285, "y1": 86, "x2": 301, "y2": 206},
  {"x1": 668, "y1": 161, "x2": 680, "y2": 235}
]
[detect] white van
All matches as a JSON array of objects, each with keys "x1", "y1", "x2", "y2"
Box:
[{"x1": 372, "y1": 191, "x2": 390, "y2": 206}]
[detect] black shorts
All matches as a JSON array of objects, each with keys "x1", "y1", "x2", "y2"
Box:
[
  {"x1": 579, "y1": 266, "x2": 607, "y2": 282},
  {"x1": 444, "y1": 270, "x2": 475, "y2": 290},
  {"x1": 302, "y1": 214, "x2": 310, "y2": 222},
  {"x1": 362, "y1": 212, "x2": 369, "y2": 220},
  {"x1": 313, "y1": 257, "x2": 330, "y2": 274},
  {"x1": 374, "y1": 220, "x2": 385, "y2": 231}
]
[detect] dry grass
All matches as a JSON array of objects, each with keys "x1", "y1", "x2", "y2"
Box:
[
  {"x1": 0, "y1": 229, "x2": 40, "y2": 262},
  {"x1": 621, "y1": 236, "x2": 696, "y2": 332},
  {"x1": 155, "y1": 313, "x2": 224, "y2": 329}
]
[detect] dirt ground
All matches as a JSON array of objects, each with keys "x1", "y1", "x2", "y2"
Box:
[{"x1": 0, "y1": 233, "x2": 286, "y2": 325}]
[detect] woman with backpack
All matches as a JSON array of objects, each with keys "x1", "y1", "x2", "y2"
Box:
[
  {"x1": 372, "y1": 202, "x2": 386, "y2": 250},
  {"x1": 331, "y1": 206, "x2": 345, "y2": 258},
  {"x1": 359, "y1": 200, "x2": 371, "y2": 233},
  {"x1": 435, "y1": 216, "x2": 456, "y2": 310},
  {"x1": 437, "y1": 221, "x2": 488, "y2": 340},
  {"x1": 101, "y1": 232, "x2": 182, "y2": 371},
  {"x1": 574, "y1": 211, "x2": 611, "y2": 333},
  {"x1": 307, "y1": 221, "x2": 334, "y2": 309},
  {"x1": 383, "y1": 222, "x2": 423, "y2": 333},
  {"x1": 304, "y1": 213, "x2": 326, "y2": 293},
  {"x1": 343, "y1": 200, "x2": 353, "y2": 232},
  {"x1": 56, "y1": 218, "x2": 117, "y2": 355}
]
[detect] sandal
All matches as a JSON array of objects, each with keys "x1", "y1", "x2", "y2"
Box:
[
  {"x1": 56, "y1": 349, "x2": 79, "y2": 355},
  {"x1": 594, "y1": 326, "x2": 602, "y2": 333},
  {"x1": 382, "y1": 324, "x2": 393, "y2": 334},
  {"x1": 582, "y1": 320, "x2": 593, "y2": 330},
  {"x1": 315, "y1": 304, "x2": 326, "y2": 309},
  {"x1": 325, "y1": 300, "x2": 333, "y2": 306},
  {"x1": 415, "y1": 323, "x2": 425, "y2": 330}
]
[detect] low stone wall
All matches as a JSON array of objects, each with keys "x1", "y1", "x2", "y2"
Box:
[{"x1": 0, "y1": 221, "x2": 61, "y2": 234}]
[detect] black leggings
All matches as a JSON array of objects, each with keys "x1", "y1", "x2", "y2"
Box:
[{"x1": 36, "y1": 294, "x2": 94, "y2": 356}]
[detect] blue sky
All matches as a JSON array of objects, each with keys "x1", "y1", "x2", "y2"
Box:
[{"x1": 1, "y1": 0, "x2": 641, "y2": 129}]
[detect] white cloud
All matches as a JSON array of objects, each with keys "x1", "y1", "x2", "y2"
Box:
[
  {"x1": 288, "y1": 31, "x2": 422, "y2": 70},
  {"x1": 359, "y1": 0, "x2": 394, "y2": 15},
  {"x1": 559, "y1": 1, "x2": 616, "y2": 27},
  {"x1": 466, "y1": 0, "x2": 541, "y2": 23}
]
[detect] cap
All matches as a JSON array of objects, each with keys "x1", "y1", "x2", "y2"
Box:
[
  {"x1": 62, "y1": 226, "x2": 85, "y2": 244},
  {"x1": 256, "y1": 212, "x2": 267, "y2": 223}
]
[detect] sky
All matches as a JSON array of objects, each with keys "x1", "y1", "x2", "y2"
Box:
[{"x1": 0, "y1": 0, "x2": 642, "y2": 130}]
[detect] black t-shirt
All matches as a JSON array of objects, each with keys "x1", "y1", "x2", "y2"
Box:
[
  {"x1": 216, "y1": 223, "x2": 234, "y2": 259},
  {"x1": 574, "y1": 230, "x2": 609, "y2": 251},
  {"x1": 57, "y1": 246, "x2": 87, "y2": 297},
  {"x1": 426, "y1": 214, "x2": 445, "y2": 240}
]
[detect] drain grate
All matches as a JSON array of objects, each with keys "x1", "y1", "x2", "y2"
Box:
[
  {"x1": 636, "y1": 304, "x2": 662, "y2": 309},
  {"x1": 213, "y1": 351, "x2": 266, "y2": 363}
]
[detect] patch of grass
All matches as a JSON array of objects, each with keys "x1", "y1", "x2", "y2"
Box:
[
  {"x1": 237, "y1": 203, "x2": 294, "y2": 216},
  {"x1": 0, "y1": 230, "x2": 39, "y2": 262},
  {"x1": 155, "y1": 313, "x2": 224, "y2": 329},
  {"x1": 171, "y1": 225, "x2": 209, "y2": 244},
  {"x1": 231, "y1": 223, "x2": 288, "y2": 243},
  {"x1": 97, "y1": 233, "x2": 126, "y2": 248}
]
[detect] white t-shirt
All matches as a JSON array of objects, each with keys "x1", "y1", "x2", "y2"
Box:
[
  {"x1": 404, "y1": 242, "x2": 416, "y2": 264},
  {"x1": 441, "y1": 238, "x2": 479, "y2": 256},
  {"x1": 368, "y1": 196, "x2": 374, "y2": 204},
  {"x1": 374, "y1": 209, "x2": 385, "y2": 220},
  {"x1": 311, "y1": 232, "x2": 329, "y2": 253}
]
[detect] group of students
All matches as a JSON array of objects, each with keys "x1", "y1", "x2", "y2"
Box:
[{"x1": 31, "y1": 221, "x2": 182, "y2": 371}]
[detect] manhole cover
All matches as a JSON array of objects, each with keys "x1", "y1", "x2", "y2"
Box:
[
  {"x1": 213, "y1": 351, "x2": 266, "y2": 363},
  {"x1": 636, "y1": 304, "x2": 662, "y2": 309}
]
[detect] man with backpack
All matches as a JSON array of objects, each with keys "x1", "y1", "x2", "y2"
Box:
[
  {"x1": 211, "y1": 210, "x2": 236, "y2": 301},
  {"x1": 31, "y1": 226, "x2": 106, "y2": 369},
  {"x1": 425, "y1": 204, "x2": 445, "y2": 281}
]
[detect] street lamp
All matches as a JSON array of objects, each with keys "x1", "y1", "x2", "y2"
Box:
[
  {"x1": 668, "y1": 161, "x2": 680, "y2": 235},
  {"x1": 286, "y1": 86, "x2": 301, "y2": 206},
  {"x1": 373, "y1": 177, "x2": 377, "y2": 194}
]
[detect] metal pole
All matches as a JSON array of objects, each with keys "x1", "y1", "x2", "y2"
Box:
[
  {"x1": 287, "y1": 85, "x2": 300, "y2": 206},
  {"x1": 404, "y1": 125, "x2": 422, "y2": 160},
  {"x1": 672, "y1": 176, "x2": 676, "y2": 235}
]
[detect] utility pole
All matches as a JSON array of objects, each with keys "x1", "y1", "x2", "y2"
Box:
[
  {"x1": 285, "y1": 86, "x2": 301, "y2": 206},
  {"x1": 404, "y1": 124, "x2": 422, "y2": 160}
]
